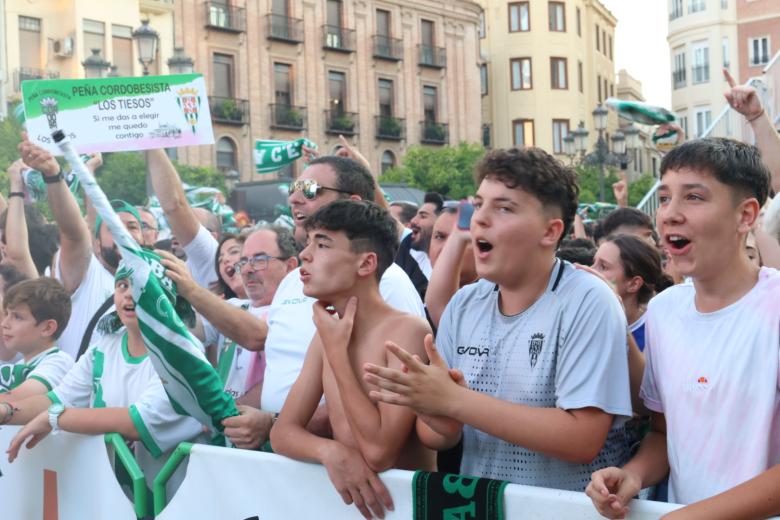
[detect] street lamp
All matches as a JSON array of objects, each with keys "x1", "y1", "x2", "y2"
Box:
[
  {"x1": 573, "y1": 124, "x2": 589, "y2": 154},
  {"x1": 611, "y1": 130, "x2": 626, "y2": 155},
  {"x1": 167, "y1": 47, "x2": 195, "y2": 75},
  {"x1": 82, "y1": 49, "x2": 111, "y2": 79},
  {"x1": 593, "y1": 104, "x2": 609, "y2": 132},
  {"x1": 563, "y1": 134, "x2": 575, "y2": 157},
  {"x1": 132, "y1": 20, "x2": 159, "y2": 76},
  {"x1": 107, "y1": 65, "x2": 120, "y2": 77},
  {"x1": 225, "y1": 169, "x2": 240, "y2": 192}
]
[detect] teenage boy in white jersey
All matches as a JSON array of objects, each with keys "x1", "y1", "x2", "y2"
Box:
[
  {"x1": 365, "y1": 147, "x2": 633, "y2": 491},
  {"x1": 586, "y1": 138, "x2": 780, "y2": 519},
  {"x1": 0, "y1": 278, "x2": 72, "y2": 400}
]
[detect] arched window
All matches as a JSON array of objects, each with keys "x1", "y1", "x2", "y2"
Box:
[
  {"x1": 381, "y1": 150, "x2": 396, "y2": 174},
  {"x1": 216, "y1": 137, "x2": 237, "y2": 172}
]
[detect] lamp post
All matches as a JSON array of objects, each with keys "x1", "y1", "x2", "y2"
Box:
[
  {"x1": 132, "y1": 20, "x2": 159, "y2": 76},
  {"x1": 107, "y1": 65, "x2": 120, "y2": 77},
  {"x1": 564, "y1": 109, "x2": 640, "y2": 202},
  {"x1": 167, "y1": 47, "x2": 194, "y2": 75},
  {"x1": 225, "y1": 169, "x2": 240, "y2": 194},
  {"x1": 82, "y1": 48, "x2": 111, "y2": 79}
]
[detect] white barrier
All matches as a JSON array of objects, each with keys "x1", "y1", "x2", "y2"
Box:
[
  {"x1": 157, "y1": 444, "x2": 682, "y2": 519},
  {"x1": 0, "y1": 425, "x2": 137, "y2": 520}
]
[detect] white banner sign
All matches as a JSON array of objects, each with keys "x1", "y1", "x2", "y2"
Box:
[
  {"x1": 0, "y1": 426, "x2": 136, "y2": 520},
  {"x1": 22, "y1": 74, "x2": 214, "y2": 155}
]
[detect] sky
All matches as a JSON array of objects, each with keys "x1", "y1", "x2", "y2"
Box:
[{"x1": 600, "y1": 0, "x2": 672, "y2": 108}]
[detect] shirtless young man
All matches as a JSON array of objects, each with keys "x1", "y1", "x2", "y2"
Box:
[{"x1": 271, "y1": 200, "x2": 435, "y2": 519}]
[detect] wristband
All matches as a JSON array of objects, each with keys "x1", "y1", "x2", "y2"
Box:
[
  {"x1": 8, "y1": 192, "x2": 25, "y2": 199},
  {"x1": 42, "y1": 170, "x2": 64, "y2": 184},
  {"x1": 747, "y1": 108, "x2": 765, "y2": 123}
]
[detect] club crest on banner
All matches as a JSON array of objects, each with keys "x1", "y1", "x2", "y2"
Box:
[{"x1": 176, "y1": 88, "x2": 201, "y2": 133}]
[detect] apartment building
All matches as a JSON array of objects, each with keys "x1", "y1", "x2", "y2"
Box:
[
  {"x1": 172, "y1": 0, "x2": 482, "y2": 181},
  {"x1": 615, "y1": 69, "x2": 662, "y2": 179},
  {"x1": 478, "y1": 0, "x2": 620, "y2": 157}
]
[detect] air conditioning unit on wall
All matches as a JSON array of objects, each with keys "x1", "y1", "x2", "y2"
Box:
[{"x1": 53, "y1": 37, "x2": 74, "y2": 58}]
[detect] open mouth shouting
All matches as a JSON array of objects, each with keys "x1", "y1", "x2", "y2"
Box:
[
  {"x1": 473, "y1": 237, "x2": 494, "y2": 260},
  {"x1": 665, "y1": 234, "x2": 692, "y2": 255}
]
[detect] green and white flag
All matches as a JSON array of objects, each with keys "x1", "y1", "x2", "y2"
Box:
[
  {"x1": 22, "y1": 74, "x2": 214, "y2": 156},
  {"x1": 54, "y1": 131, "x2": 238, "y2": 441},
  {"x1": 254, "y1": 138, "x2": 316, "y2": 174},
  {"x1": 604, "y1": 98, "x2": 676, "y2": 126}
]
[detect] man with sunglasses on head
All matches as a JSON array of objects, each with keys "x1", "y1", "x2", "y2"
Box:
[{"x1": 158, "y1": 225, "x2": 299, "y2": 449}]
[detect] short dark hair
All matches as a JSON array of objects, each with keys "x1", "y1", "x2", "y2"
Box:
[
  {"x1": 389, "y1": 201, "x2": 418, "y2": 224},
  {"x1": 660, "y1": 138, "x2": 770, "y2": 206},
  {"x1": 606, "y1": 234, "x2": 673, "y2": 304},
  {"x1": 423, "y1": 192, "x2": 445, "y2": 214},
  {"x1": 557, "y1": 238, "x2": 597, "y2": 265},
  {"x1": 304, "y1": 200, "x2": 399, "y2": 281},
  {"x1": 0, "y1": 265, "x2": 29, "y2": 294},
  {"x1": 475, "y1": 147, "x2": 579, "y2": 240},
  {"x1": 307, "y1": 156, "x2": 376, "y2": 202},
  {"x1": 4, "y1": 277, "x2": 71, "y2": 339},
  {"x1": 600, "y1": 208, "x2": 654, "y2": 240}
]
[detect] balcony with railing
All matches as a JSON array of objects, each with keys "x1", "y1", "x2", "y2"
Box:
[
  {"x1": 140, "y1": 0, "x2": 174, "y2": 14},
  {"x1": 266, "y1": 14, "x2": 303, "y2": 43},
  {"x1": 373, "y1": 35, "x2": 403, "y2": 61},
  {"x1": 418, "y1": 44, "x2": 446, "y2": 69},
  {"x1": 324, "y1": 110, "x2": 358, "y2": 136},
  {"x1": 209, "y1": 96, "x2": 250, "y2": 125},
  {"x1": 672, "y1": 69, "x2": 686, "y2": 89},
  {"x1": 482, "y1": 124, "x2": 491, "y2": 148},
  {"x1": 205, "y1": 2, "x2": 246, "y2": 33},
  {"x1": 322, "y1": 25, "x2": 355, "y2": 52},
  {"x1": 375, "y1": 116, "x2": 405, "y2": 140},
  {"x1": 270, "y1": 104, "x2": 307, "y2": 130},
  {"x1": 420, "y1": 121, "x2": 448, "y2": 145},
  {"x1": 692, "y1": 64, "x2": 710, "y2": 84},
  {"x1": 13, "y1": 68, "x2": 60, "y2": 92}
]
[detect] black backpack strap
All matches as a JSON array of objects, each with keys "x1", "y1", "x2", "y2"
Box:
[{"x1": 76, "y1": 295, "x2": 115, "y2": 361}]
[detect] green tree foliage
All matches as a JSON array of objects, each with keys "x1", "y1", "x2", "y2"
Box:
[
  {"x1": 381, "y1": 142, "x2": 485, "y2": 199},
  {"x1": 575, "y1": 165, "x2": 656, "y2": 207},
  {"x1": 628, "y1": 173, "x2": 657, "y2": 207}
]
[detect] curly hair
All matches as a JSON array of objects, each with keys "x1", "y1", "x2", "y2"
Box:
[{"x1": 475, "y1": 147, "x2": 579, "y2": 242}]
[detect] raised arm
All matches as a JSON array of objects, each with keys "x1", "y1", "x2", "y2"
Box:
[
  {"x1": 159, "y1": 250, "x2": 268, "y2": 351},
  {"x1": 425, "y1": 223, "x2": 470, "y2": 328},
  {"x1": 18, "y1": 138, "x2": 91, "y2": 294},
  {"x1": 147, "y1": 148, "x2": 202, "y2": 246},
  {"x1": 3, "y1": 160, "x2": 39, "y2": 278},
  {"x1": 724, "y1": 68, "x2": 780, "y2": 192}
]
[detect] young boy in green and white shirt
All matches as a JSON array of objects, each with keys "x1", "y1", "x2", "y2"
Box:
[{"x1": 0, "y1": 278, "x2": 73, "y2": 400}]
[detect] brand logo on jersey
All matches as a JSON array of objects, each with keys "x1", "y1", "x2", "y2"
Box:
[
  {"x1": 528, "y1": 332, "x2": 544, "y2": 368},
  {"x1": 456, "y1": 345, "x2": 490, "y2": 357},
  {"x1": 684, "y1": 375, "x2": 710, "y2": 392}
]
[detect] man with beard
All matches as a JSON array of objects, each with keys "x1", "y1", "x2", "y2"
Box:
[
  {"x1": 394, "y1": 192, "x2": 443, "y2": 300},
  {"x1": 18, "y1": 138, "x2": 145, "y2": 360}
]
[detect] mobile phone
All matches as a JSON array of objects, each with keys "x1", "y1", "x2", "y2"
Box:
[{"x1": 457, "y1": 200, "x2": 474, "y2": 230}]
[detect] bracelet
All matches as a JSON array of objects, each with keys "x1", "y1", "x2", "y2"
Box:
[
  {"x1": 747, "y1": 108, "x2": 765, "y2": 123},
  {"x1": 0, "y1": 402, "x2": 16, "y2": 425},
  {"x1": 42, "y1": 170, "x2": 64, "y2": 184},
  {"x1": 8, "y1": 192, "x2": 25, "y2": 199}
]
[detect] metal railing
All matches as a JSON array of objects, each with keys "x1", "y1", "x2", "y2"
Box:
[
  {"x1": 375, "y1": 115, "x2": 405, "y2": 140},
  {"x1": 209, "y1": 96, "x2": 249, "y2": 125},
  {"x1": 672, "y1": 69, "x2": 686, "y2": 89},
  {"x1": 418, "y1": 44, "x2": 446, "y2": 68},
  {"x1": 205, "y1": 2, "x2": 246, "y2": 32},
  {"x1": 270, "y1": 103, "x2": 307, "y2": 130},
  {"x1": 420, "y1": 121, "x2": 449, "y2": 144},
  {"x1": 324, "y1": 110, "x2": 358, "y2": 135},
  {"x1": 373, "y1": 35, "x2": 403, "y2": 61},
  {"x1": 322, "y1": 25, "x2": 355, "y2": 52},
  {"x1": 13, "y1": 67, "x2": 59, "y2": 92},
  {"x1": 267, "y1": 14, "x2": 303, "y2": 43}
]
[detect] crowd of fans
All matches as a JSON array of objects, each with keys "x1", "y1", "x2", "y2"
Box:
[{"x1": 0, "y1": 77, "x2": 779, "y2": 520}]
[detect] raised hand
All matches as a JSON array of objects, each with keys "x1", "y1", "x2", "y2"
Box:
[
  {"x1": 334, "y1": 135, "x2": 371, "y2": 172},
  {"x1": 17, "y1": 133, "x2": 60, "y2": 178},
  {"x1": 157, "y1": 249, "x2": 198, "y2": 299},
  {"x1": 723, "y1": 68, "x2": 763, "y2": 121}
]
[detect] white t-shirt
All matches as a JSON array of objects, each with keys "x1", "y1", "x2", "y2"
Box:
[
  {"x1": 53, "y1": 252, "x2": 115, "y2": 359},
  {"x1": 203, "y1": 298, "x2": 269, "y2": 399},
  {"x1": 0, "y1": 347, "x2": 73, "y2": 393},
  {"x1": 409, "y1": 248, "x2": 433, "y2": 280},
  {"x1": 261, "y1": 263, "x2": 425, "y2": 412},
  {"x1": 640, "y1": 267, "x2": 780, "y2": 504},
  {"x1": 183, "y1": 225, "x2": 219, "y2": 289},
  {"x1": 49, "y1": 331, "x2": 203, "y2": 483}
]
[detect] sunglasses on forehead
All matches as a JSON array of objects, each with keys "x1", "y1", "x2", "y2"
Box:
[{"x1": 288, "y1": 179, "x2": 352, "y2": 200}]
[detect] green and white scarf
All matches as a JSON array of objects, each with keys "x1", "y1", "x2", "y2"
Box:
[
  {"x1": 55, "y1": 133, "x2": 238, "y2": 441},
  {"x1": 254, "y1": 138, "x2": 317, "y2": 174}
]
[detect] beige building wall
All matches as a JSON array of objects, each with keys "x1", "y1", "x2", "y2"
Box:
[
  {"x1": 479, "y1": 0, "x2": 619, "y2": 157},
  {"x1": 667, "y1": 0, "x2": 738, "y2": 140},
  {"x1": 172, "y1": 0, "x2": 482, "y2": 182},
  {"x1": 616, "y1": 69, "x2": 662, "y2": 179},
  {"x1": 2, "y1": 0, "x2": 176, "y2": 102}
]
